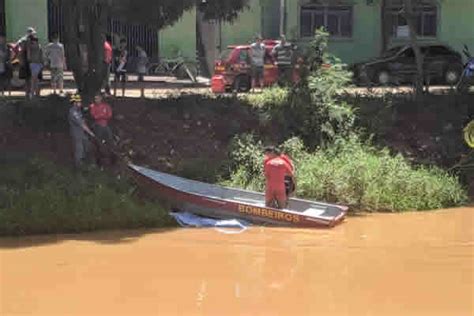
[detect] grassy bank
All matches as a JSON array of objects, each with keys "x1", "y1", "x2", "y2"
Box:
[
  {"x1": 224, "y1": 135, "x2": 468, "y2": 212},
  {"x1": 0, "y1": 154, "x2": 175, "y2": 236}
]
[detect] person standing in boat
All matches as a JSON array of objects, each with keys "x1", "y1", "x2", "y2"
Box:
[{"x1": 263, "y1": 146, "x2": 294, "y2": 209}]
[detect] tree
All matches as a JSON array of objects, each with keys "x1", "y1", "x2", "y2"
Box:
[
  {"x1": 58, "y1": 0, "x2": 249, "y2": 100},
  {"x1": 380, "y1": 0, "x2": 433, "y2": 96}
]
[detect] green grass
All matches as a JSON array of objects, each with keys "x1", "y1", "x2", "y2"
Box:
[
  {"x1": 223, "y1": 135, "x2": 468, "y2": 212},
  {"x1": 0, "y1": 155, "x2": 175, "y2": 236}
]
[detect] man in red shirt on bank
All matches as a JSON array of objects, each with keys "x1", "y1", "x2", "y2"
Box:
[
  {"x1": 263, "y1": 146, "x2": 295, "y2": 209},
  {"x1": 89, "y1": 94, "x2": 113, "y2": 165}
]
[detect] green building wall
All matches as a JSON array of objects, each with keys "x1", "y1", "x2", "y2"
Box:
[
  {"x1": 5, "y1": 0, "x2": 48, "y2": 44},
  {"x1": 286, "y1": 0, "x2": 474, "y2": 64},
  {"x1": 220, "y1": 0, "x2": 262, "y2": 47},
  {"x1": 159, "y1": 8, "x2": 196, "y2": 60}
]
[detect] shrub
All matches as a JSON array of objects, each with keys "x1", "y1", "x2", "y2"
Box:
[
  {"x1": 0, "y1": 155, "x2": 175, "y2": 236},
  {"x1": 243, "y1": 28, "x2": 356, "y2": 148},
  {"x1": 223, "y1": 134, "x2": 467, "y2": 212}
]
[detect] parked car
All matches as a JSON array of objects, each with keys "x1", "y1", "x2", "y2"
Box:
[
  {"x1": 352, "y1": 44, "x2": 464, "y2": 86},
  {"x1": 212, "y1": 40, "x2": 302, "y2": 93}
]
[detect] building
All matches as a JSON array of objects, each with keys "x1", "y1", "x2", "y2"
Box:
[
  {"x1": 286, "y1": 0, "x2": 474, "y2": 64},
  {"x1": 1, "y1": 0, "x2": 472, "y2": 73}
]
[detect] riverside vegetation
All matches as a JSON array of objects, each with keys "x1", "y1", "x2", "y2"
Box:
[{"x1": 0, "y1": 30, "x2": 469, "y2": 236}]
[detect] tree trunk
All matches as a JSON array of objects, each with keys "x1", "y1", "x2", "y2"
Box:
[
  {"x1": 380, "y1": 0, "x2": 389, "y2": 54},
  {"x1": 62, "y1": 0, "x2": 109, "y2": 102},
  {"x1": 403, "y1": 0, "x2": 424, "y2": 97}
]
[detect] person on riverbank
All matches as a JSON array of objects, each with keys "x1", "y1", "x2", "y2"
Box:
[
  {"x1": 0, "y1": 33, "x2": 11, "y2": 96},
  {"x1": 16, "y1": 27, "x2": 36, "y2": 98},
  {"x1": 89, "y1": 94, "x2": 113, "y2": 166},
  {"x1": 136, "y1": 46, "x2": 148, "y2": 98},
  {"x1": 271, "y1": 35, "x2": 294, "y2": 85},
  {"x1": 250, "y1": 35, "x2": 265, "y2": 90},
  {"x1": 102, "y1": 34, "x2": 113, "y2": 96},
  {"x1": 26, "y1": 35, "x2": 43, "y2": 98},
  {"x1": 68, "y1": 94, "x2": 95, "y2": 168},
  {"x1": 44, "y1": 33, "x2": 66, "y2": 95},
  {"x1": 114, "y1": 38, "x2": 128, "y2": 97},
  {"x1": 263, "y1": 146, "x2": 294, "y2": 209}
]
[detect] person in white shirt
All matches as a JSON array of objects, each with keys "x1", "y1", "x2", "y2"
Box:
[
  {"x1": 44, "y1": 33, "x2": 66, "y2": 94},
  {"x1": 250, "y1": 35, "x2": 266, "y2": 89}
]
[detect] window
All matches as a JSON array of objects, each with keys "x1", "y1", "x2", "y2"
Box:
[
  {"x1": 388, "y1": 3, "x2": 438, "y2": 38},
  {"x1": 300, "y1": 6, "x2": 353, "y2": 38}
]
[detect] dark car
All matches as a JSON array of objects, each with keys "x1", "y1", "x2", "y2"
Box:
[{"x1": 352, "y1": 44, "x2": 464, "y2": 86}]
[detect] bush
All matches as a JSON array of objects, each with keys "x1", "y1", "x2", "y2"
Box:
[
  {"x1": 243, "y1": 28, "x2": 356, "y2": 148},
  {"x1": 0, "y1": 155, "x2": 175, "y2": 236},
  {"x1": 223, "y1": 134, "x2": 467, "y2": 212}
]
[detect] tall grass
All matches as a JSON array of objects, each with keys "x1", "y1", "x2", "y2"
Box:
[
  {"x1": 223, "y1": 135, "x2": 467, "y2": 212},
  {"x1": 0, "y1": 155, "x2": 175, "y2": 236}
]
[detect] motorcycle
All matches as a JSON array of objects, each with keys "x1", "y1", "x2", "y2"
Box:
[{"x1": 456, "y1": 44, "x2": 474, "y2": 93}]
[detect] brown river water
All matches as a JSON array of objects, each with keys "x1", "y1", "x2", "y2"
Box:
[{"x1": 1, "y1": 207, "x2": 473, "y2": 316}]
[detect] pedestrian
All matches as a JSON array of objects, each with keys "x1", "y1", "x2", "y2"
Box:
[
  {"x1": 26, "y1": 35, "x2": 43, "y2": 98},
  {"x1": 17, "y1": 27, "x2": 36, "y2": 98},
  {"x1": 0, "y1": 33, "x2": 11, "y2": 96},
  {"x1": 136, "y1": 45, "x2": 148, "y2": 98},
  {"x1": 102, "y1": 34, "x2": 113, "y2": 96},
  {"x1": 271, "y1": 35, "x2": 294, "y2": 85},
  {"x1": 263, "y1": 146, "x2": 294, "y2": 209},
  {"x1": 68, "y1": 94, "x2": 95, "y2": 168},
  {"x1": 250, "y1": 35, "x2": 265, "y2": 91},
  {"x1": 114, "y1": 38, "x2": 128, "y2": 97},
  {"x1": 89, "y1": 94, "x2": 113, "y2": 166},
  {"x1": 44, "y1": 33, "x2": 66, "y2": 95}
]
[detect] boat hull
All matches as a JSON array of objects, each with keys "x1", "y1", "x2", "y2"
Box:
[{"x1": 128, "y1": 164, "x2": 347, "y2": 228}]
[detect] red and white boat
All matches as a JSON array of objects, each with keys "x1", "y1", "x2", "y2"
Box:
[{"x1": 128, "y1": 164, "x2": 348, "y2": 228}]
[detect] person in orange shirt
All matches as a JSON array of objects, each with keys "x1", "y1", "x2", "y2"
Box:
[
  {"x1": 263, "y1": 146, "x2": 294, "y2": 209},
  {"x1": 89, "y1": 94, "x2": 113, "y2": 165}
]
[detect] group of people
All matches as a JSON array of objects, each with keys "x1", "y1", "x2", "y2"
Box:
[
  {"x1": 7, "y1": 27, "x2": 67, "y2": 98},
  {"x1": 68, "y1": 93, "x2": 114, "y2": 169},
  {"x1": 263, "y1": 146, "x2": 296, "y2": 209},
  {"x1": 249, "y1": 34, "x2": 297, "y2": 89},
  {"x1": 102, "y1": 35, "x2": 149, "y2": 97}
]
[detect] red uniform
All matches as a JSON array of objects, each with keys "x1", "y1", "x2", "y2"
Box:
[
  {"x1": 264, "y1": 156, "x2": 292, "y2": 208},
  {"x1": 280, "y1": 154, "x2": 295, "y2": 174},
  {"x1": 90, "y1": 102, "x2": 112, "y2": 126},
  {"x1": 104, "y1": 41, "x2": 113, "y2": 64}
]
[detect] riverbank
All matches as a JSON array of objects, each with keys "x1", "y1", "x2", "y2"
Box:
[{"x1": 0, "y1": 93, "x2": 471, "y2": 235}]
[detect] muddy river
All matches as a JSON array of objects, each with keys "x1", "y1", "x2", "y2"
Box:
[{"x1": 1, "y1": 207, "x2": 473, "y2": 316}]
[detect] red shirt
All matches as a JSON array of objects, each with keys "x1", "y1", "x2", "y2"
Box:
[
  {"x1": 104, "y1": 41, "x2": 112, "y2": 64},
  {"x1": 90, "y1": 102, "x2": 112, "y2": 127},
  {"x1": 264, "y1": 157, "x2": 292, "y2": 190}
]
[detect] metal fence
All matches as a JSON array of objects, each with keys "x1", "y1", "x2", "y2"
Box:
[{"x1": 47, "y1": 0, "x2": 159, "y2": 59}]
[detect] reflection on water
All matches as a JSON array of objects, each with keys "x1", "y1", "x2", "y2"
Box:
[{"x1": 1, "y1": 208, "x2": 473, "y2": 315}]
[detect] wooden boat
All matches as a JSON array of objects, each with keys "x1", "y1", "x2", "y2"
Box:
[{"x1": 128, "y1": 164, "x2": 348, "y2": 228}]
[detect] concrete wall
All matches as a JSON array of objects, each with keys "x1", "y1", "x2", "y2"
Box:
[{"x1": 5, "y1": 0, "x2": 48, "y2": 44}]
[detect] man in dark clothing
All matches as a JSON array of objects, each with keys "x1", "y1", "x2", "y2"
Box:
[
  {"x1": 114, "y1": 39, "x2": 128, "y2": 97},
  {"x1": 271, "y1": 35, "x2": 295, "y2": 85},
  {"x1": 68, "y1": 94, "x2": 95, "y2": 168},
  {"x1": 0, "y1": 33, "x2": 11, "y2": 95}
]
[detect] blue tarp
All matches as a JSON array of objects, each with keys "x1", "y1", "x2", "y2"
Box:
[{"x1": 169, "y1": 211, "x2": 249, "y2": 234}]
